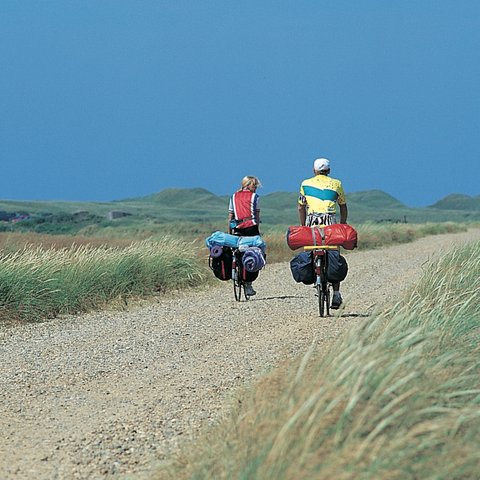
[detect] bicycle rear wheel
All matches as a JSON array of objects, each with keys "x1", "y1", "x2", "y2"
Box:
[
  {"x1": 325, "y1": 284, "x2": 331, "y2": 316},
  {"x1": 233, "y1": 275, "x2": 243, "y2": 301},
  {"x1": 316, "y1": 284, "x2": 326, "y2": 317}
]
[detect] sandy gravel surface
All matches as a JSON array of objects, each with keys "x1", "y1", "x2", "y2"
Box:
[{"x1": 1, "y1": 228, "x2": 479, "y2": 479}]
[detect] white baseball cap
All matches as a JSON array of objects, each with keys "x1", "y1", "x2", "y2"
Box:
[{"x1": 313, "y1": 158, "x2": 330, "y2": 171}]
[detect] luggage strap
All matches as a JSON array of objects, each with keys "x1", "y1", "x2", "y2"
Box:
[{"x1": 311, "y1": 226, "x2": 325, "y2": 247}]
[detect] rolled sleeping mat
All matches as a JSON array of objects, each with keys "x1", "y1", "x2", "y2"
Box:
[
  {"x1": 210, "y1": 245, "x2": 224, "y2": 258},
  {"x1": 242, "y1": 247, "x2": 266, "y2": 272}
]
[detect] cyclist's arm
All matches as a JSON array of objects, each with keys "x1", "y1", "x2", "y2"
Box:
[
  {"x1": 339, "y1": 203, "x2": 348, "y2": 224},
  {"x1": 254, "y1": 209, "x2": 260, "y2": 225},
  {"x1": 228, "y1": 195, "x2": 235, "y2": 233},
  {"x1": 228, "y1": 211, "x2": 234, "y2": 234},
  {"x1": 298, "y1": 204, "x2": 307, "y2": 226}
]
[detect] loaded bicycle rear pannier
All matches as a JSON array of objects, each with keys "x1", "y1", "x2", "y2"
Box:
[
  {"x1": 209, "y1": 247, "x2": 233, "y2": 281},
  {"x1": 239, "y1": 262, "x2": 259, "y2": 283},
  {"x1": 289, "y1": 251, "x2": 315, "y2": 285},
  {"x1": 326, "y1": 250, "x2": 348, "y2": 283},
  {"x1": 286, "y1": 224, "x2": 358, "y2": 250}
]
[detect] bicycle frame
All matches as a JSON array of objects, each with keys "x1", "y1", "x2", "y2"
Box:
[{"x1": 304, "y1": 245, "x2": 339, "y2": 316}]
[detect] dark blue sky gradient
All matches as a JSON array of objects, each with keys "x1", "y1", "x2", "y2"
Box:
[{"x1": 1, "y1": 1, "x2": 479, "y2": 206}]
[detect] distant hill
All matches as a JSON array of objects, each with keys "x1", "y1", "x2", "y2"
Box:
[
  {"x1": 261, "y1": 192, "x2": 298, "y2": 210},
  {"x1": 428, "y1": 194, "x2": 480, "y2": 211},
  {"x1": 347, "y1": 190, "x2": 406, "y2": 209},
  {"x1": 134, "y1": 187, "x2": 227, "y2": 208},
  {"x1": 0, "y1": 188, "x2": 479, "y2": 236}
]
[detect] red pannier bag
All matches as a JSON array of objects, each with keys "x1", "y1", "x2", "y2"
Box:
[{"x1": 286, "y1": 224, "x2": 358, "y2": 250}]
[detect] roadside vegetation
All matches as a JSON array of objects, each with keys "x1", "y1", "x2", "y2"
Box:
[
  {"x1": 0, "y1": 238, "x2": 206, "y2": 323},
  {"x1": 155, "y1": 240, "x2": 480, "y2": 480},
  {"x1": 0, "y1": 222, "x2": 474, "y2": 324}
]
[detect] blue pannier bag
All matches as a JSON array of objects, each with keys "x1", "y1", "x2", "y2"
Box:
[
  {"x1": 290, "y1": 251, "x2": 314, "y2": 285},
  {"x1": 326, "y1": 250, "x2": 348, "y2": 283}
]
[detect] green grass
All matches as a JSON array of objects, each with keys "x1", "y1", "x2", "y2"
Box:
[
  {"x1": 0, "y1": 238, "x2": 207, "y2": 323},
  {"x1": 154, "y1": 240, "x2": 480, "y2": 480}
]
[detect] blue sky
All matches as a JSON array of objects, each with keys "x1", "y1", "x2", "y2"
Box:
[{"x1": 1, "y1": 1, "x2": 479, "y2": 207}]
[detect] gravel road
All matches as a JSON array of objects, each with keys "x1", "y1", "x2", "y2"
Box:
[{"x1": 1, "y1": 229, "x2": 479, "y2": 480}]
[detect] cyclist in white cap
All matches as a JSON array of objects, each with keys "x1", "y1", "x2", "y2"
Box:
[{"x1": 298, "y1": 157, "x2": 348, "y2": 308}]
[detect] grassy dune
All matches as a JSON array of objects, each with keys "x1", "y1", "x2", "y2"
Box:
[{"x1": 155, "y1": 241, "x2": 480, "y2": 479}]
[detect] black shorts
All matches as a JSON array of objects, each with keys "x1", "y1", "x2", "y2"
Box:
[
  {"x1": 306, "y1": 213, "x2": 337, "y2": 227},
  {"x1": 233, "y1": 225, "x2": 260, "y2": 236}
]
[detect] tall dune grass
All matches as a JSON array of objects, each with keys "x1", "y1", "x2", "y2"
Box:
[
  {"x1": 0, "y1": 222, "x2": 470, "y2": 266},
  {"x1": 355, "y1": 221, "x2": 467, "y2": 250},
  {"x1": 0, "y1": 232, "x2": 138, "y2": 252},
  {"x1": 0, "y1": 239, "x2": 206, "y2": 323},
  {"x1": 155, "y1": 241, "x2": 480, "y2": 479}
]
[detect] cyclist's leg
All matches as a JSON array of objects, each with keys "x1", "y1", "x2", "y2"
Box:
[
  {"x1": 245, "y1": 282, "x2": 256, "y2": 296},
  {"x1": 331, "y1": 282, "x2": 343, "y2": 309}
]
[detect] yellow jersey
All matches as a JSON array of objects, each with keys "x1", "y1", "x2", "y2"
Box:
[{"x1": 298, "y1": 174, "x2": 346, "y2": 214}]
